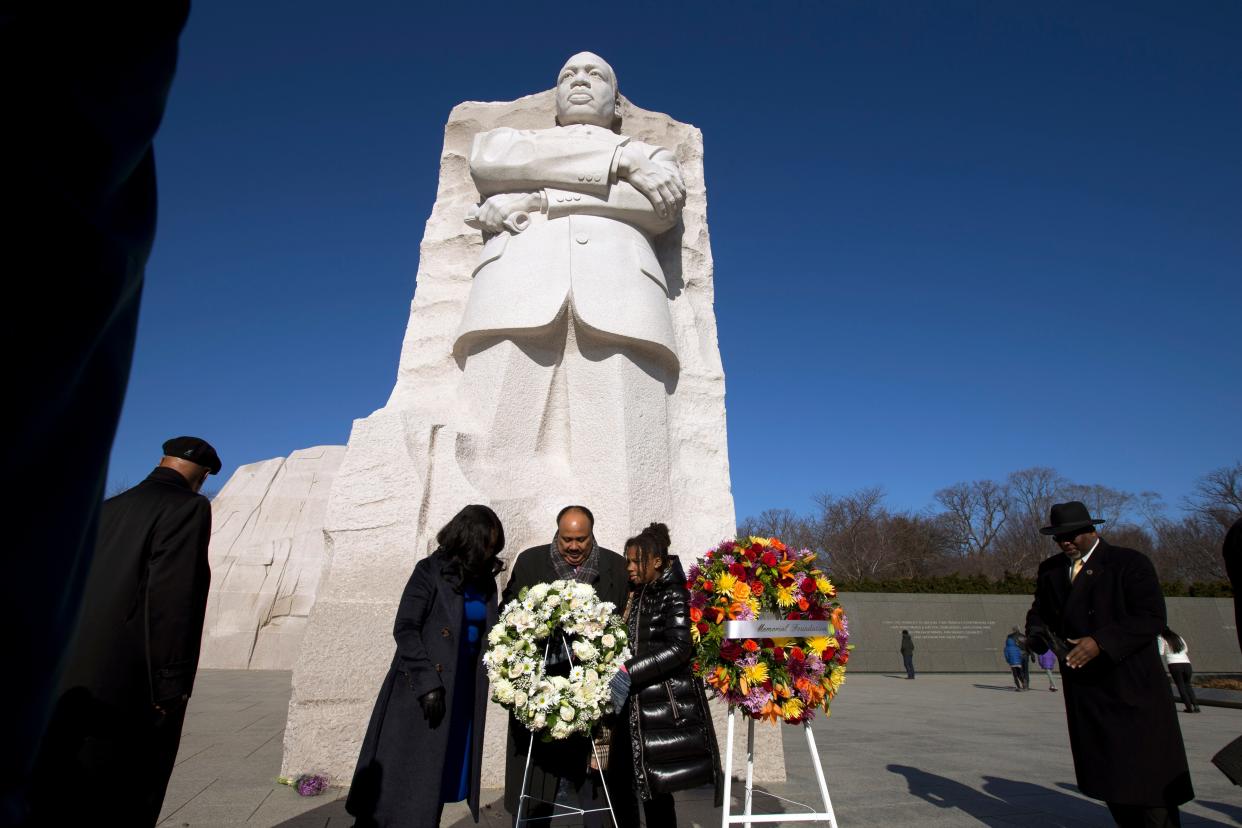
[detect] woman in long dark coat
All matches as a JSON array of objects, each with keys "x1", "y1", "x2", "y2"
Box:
[
  {"x1": 608, "y1": 522, "x2": 722, "y2": 827},
  {"x1": 346, "y1": 505, "x2": 505, "y2": 828}
]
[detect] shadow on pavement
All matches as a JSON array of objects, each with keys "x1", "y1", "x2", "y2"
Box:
[
  {"x1": 972, "y1": 684, "x2": 1026, "y2": 692},
  {"x1": 890, "y1": 765, "x2": 1236, "y2": 827},
  {"x1": 1197, "y1": 799, "x2": 1242, "y2": 823}
]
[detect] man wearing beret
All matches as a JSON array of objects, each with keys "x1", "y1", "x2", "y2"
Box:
[
  {"x1": 1026, "y1": 502, "x2": 1192, "y2": 827},
  {"x1": 29, "y1": 437, "x2": 220, "y2": 827}
]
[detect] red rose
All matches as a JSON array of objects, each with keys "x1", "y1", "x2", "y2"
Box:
[
  {"x1": 696, "y1": 622, "x2": 710, "y2": 636},
  {"x1": 773, "y1": 647, "x2": 787, "y2": 664},
  {"x1": 729, "y1": 562, "x2": 747, "y2": 579},
  {"x1": 692, "y1": 661, "x2": 701, "y2": 672},
  {"x1": 787, "y1": 611, "x2": 800, "y2": 620},
  {"x1": 761, "y1": 551, "x2": 778, "y2": 567},
  {"x1": 822, "y1": 647, "x2": 837, "y2": 660},
  {"x1": 742, "y1": 639, "x2": 759, "y2": 653},
  {"x1": 801, "y1": 577, "x2": 817, "y2": 593},
  {"x1": 790, "y1": 647, "x2": 805, "y2": 662},
  {"x1": 720, "y1": 640, "x2": 743, "y2": 661},
  {"x1": 751, "y1": 580, "x2": 765, "y2": 594}
]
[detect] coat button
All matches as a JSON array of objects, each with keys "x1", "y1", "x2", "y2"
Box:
[
  {"x1": 575, "y1": 232, "x2": 589, "y2": 244},
  {"x1": 441, "y1": 627, "x2": 451, "y2": 638},
  {"x1": 435, "y1": 663, "x2": 443, "y2": 673}
]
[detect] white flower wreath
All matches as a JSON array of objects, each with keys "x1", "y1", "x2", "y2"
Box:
[{"x1": 484, "y1": 580, "x2": 630, "y2": 740}]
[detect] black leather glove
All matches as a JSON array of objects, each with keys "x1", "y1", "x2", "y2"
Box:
[{"x1": 419, "y1": 688, "x2": 445, "y2": 727}]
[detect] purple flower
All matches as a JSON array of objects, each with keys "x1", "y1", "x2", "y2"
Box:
[
  {"x1": 688, "y1": 565, "x2": 702, "y2": 581},
  {"x1": 721, "y1": 554, "x2": 735, "y2": 565},
  {"x1": 295, "y1": 774, "x2": 330, "y2": 797}
]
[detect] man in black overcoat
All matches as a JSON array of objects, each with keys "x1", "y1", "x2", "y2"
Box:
[
  {"x1": 502, "y1": 505, "x2": 628, "y2": 825},
  {"x1": 1026, "y1": 502, "x2": 1193, "y2": 828},
  {"x1": 29, "y1": 437, "x2": 219, "y2": 827}
]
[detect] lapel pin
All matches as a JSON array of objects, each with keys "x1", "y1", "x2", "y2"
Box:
[{"x1": 1085, "y1": 569, "x2": 1093, "y2": 576}]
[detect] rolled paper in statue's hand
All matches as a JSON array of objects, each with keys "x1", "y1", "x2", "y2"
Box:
[{"x1": 503, "y1": 211, "x2": 530, "y2": 235}]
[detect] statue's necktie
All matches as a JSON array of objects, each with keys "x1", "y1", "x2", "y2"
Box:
[{"x1": 1070, "y1": 559, "x2": 1083, "y2": 582}]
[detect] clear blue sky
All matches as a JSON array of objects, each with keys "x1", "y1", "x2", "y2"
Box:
[{"x1": 108, "y1": 1, "x2": 1241, "y2": 522}]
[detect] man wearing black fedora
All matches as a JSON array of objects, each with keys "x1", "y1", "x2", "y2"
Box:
[{"x1": 1026, "y1": 501, "x2": 1192, "y2": 827}]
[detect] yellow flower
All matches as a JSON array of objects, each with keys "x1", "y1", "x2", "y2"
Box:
[
  {"x1": 748, "y1": 536, "x2": 772, "y2": 548},
  {"x1": 781, "y1": 698, "x2": 804, "y2": 720},
  {"x1": 746, "y1": 597, "x2": 761, "y2": 615},
  {"x1": 716, "y1": 572, "x2": 737, "y2": 596},
  {"x1": 805, "y1": 635, "x2": 831, "y2": 655},
  {"x1": 816, "y1": 577, "x2": 832, "y2": 594},
  {"x1": 743, "y1": 662, "x2": 769, "y2": 685},
  {"x1": 776, "y1": 585, "x2": 796, "y2": 608},
  {"x1": 691, "y1": 624, "x2": 701, "y2": 644},
  {"x1": 826, "y1": 667, "x2": 846, "y2": 697}
]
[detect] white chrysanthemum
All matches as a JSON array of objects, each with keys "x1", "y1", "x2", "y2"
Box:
[
  {"x1": 528, "y1": 583, "x2": 550, "y2": 601},
  {"x1": 493, "y1": 679, "x2": 515, "y2": 704}
]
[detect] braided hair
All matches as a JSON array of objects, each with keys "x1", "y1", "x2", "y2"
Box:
[{"x1": 625, "y1": 522, "x2": 672, "y2": 574}]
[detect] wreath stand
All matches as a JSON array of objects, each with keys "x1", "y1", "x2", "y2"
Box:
[
  {"x1": 515, "y1": 634, "x2": 619, "y2": 827},
  {"x1": 719, "y1": 617, "x2": 840, "y2": 827}
]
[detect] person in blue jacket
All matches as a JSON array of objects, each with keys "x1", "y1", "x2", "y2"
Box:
[{"x1": 1004, "y1": 630, "x2": 1028, "y2": 691}]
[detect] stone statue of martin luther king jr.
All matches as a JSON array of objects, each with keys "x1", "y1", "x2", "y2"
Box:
[{"x1": 453, "y1": 52, "x2": 687, "y2": 533}]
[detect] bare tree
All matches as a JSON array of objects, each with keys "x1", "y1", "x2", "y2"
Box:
[
  {"x1": 934, "y1": 479, "x2": 1010, "y2": 559},
  {"x1": 1185, "y1": 462, "x2": 1242, "y2": 530}
]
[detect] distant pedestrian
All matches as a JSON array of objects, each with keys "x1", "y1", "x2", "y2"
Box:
[
  {"x1": 900, "y1": 630, "x2": 915, "y2": 679},
  {"x1": 30, "y1": 436, "x2": 220, "y2": 827},
  {"x1": 1158, "y1": 628, "x2": 1200, "y2": 714},
  {"x1": 1004, "y1": 630, "x2": 1027, "y2": 691},
  {"x1": 1038, "y1": 648, "x2": 1059, "y2": 692}
]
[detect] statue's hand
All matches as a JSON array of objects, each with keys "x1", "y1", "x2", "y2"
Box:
[
  {"x1": 617, "y1": 145, "x2": 686, "y2": 220},
  {"x1": 472, "y1": 192, "x2": 541, "y2": 234}
]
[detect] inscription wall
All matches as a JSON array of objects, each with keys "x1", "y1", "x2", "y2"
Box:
[{"x1": 838, "y1": 593, "x2": 1241, "y2": 673}]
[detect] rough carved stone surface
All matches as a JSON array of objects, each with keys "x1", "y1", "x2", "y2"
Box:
[
  {"x1": 282, "y1": 85, "x2": 780, "y2": 786},
  {"x1": 199, "y1": 446, "x2": 346, "y2": 670}
]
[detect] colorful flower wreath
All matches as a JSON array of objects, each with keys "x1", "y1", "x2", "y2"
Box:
[
  {"x1": 483, "y1": 580, "x2": 631, "y2": 739},
  {"x1": 688, "y1": 536, "x2": 849, "y2": 724}
]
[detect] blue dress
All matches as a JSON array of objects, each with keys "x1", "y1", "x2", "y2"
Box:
[{"x1": 440, "y1": 583, "x2": 489, "y2": 803}]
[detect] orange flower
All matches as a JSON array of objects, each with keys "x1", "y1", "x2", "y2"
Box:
[
  {"x1": 689, "y1": 607, "x2": 703, "y2": 623},
  {"x1": 770, "y1": 538, "x2": 787, "y2": 552},
  {"x1": 758, "y1": 700, "x2": 782, "y2": 722},
  {"x1": 797, "y1": 597, "x2": 809, "y2": 611},
  {"x1": 751, "y1": 580, "x2": 765, "y2": 594},
  {"x1": 742, "y1": 639, "x2": 759, "y2": 653}
]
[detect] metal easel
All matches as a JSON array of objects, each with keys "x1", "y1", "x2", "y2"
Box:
[
  {"x1": 719, "y1": 617, "x2": 840, "y2": 827},
  {"x1": 515, "y1": 634, "x2": 619, "y2": 827}
]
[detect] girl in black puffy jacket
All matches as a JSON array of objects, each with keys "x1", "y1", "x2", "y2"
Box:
[{"x1": 608, "y1": 523, "x2": 722, "y2": 826}]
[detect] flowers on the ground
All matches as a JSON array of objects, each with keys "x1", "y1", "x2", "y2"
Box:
[
  {"x1": 277, "y1": 774, "x2": 330, "y2": 796},
  {"x1": 688, "y1": 536, "x2": 850, "y2": 724},
  {"x1": 484, "y1": 580, "x2": 630, "y2": 739}
]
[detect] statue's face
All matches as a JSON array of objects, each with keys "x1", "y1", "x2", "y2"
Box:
[{"x1": 555, "y1": 52, "x2": 617, "y2": 128}]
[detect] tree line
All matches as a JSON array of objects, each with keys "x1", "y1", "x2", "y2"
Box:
[{"x1": 737, "y1": 462, "x2": 1240, "y2": 595}]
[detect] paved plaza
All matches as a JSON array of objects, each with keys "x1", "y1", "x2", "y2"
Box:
[{"x1": 158, "y1": 670, "x2": 1241, "y2": 827}]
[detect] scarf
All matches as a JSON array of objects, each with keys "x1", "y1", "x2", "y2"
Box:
[{"x1": 548, "y1": 534, "x2": 600, "y2": 584}]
